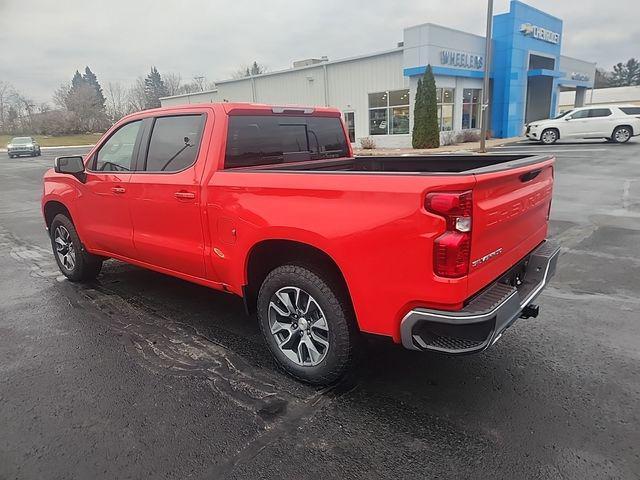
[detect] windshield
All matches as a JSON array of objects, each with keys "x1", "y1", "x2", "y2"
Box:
[
  {"x1": 554, "y1": 110, "x2": 573, "y2": 119},
  {"x1": 11, "y1": 137, "x2": 32, "y2": 144}
]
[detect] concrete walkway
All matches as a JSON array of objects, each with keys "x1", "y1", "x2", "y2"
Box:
[{"x1": 354, "y1": 136, "x2": 525, "y2": 156}]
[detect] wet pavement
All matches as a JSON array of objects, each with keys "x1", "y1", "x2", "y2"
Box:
[{"x1": 1, "y1": 141, "x2": 639, "y2": 479}]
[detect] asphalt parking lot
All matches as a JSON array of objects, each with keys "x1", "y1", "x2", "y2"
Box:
[{"x1": 1, "y1": 140, "x2": 639, "y2": 479}]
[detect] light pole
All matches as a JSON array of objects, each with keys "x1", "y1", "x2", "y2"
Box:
[{"x1": 479, "y1": 0, "x2": 494, "y2": 153}]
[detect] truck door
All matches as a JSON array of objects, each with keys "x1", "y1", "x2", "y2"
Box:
[
  {"x1": 126, "y1": 112, "x2": 210, "y2": 279},
  {"x1": 78, "y1": 119, "x2": 143, "y2": 258}
]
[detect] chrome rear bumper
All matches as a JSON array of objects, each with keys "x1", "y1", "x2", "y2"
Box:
[{"x1": 400, "y1": 240, "x2": 560, "y2": 354}]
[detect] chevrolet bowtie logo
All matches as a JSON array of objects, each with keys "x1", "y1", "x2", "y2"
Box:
[{"x1": 520, "y1": 23, "x2": 534, "y2": 35}]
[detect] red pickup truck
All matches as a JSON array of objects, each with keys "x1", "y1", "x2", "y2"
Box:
[{"x1": 42, "y1": 103, "x2": 559, "y2": 384}]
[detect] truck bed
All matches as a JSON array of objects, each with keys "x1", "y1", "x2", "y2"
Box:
[{"x1": 235, "y1": 154, "x2": 550, "y2": 175}]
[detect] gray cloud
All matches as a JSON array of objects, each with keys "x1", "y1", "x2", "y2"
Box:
[{"x1": 1, "y1": 0, "x2": 638, "y2": 103}]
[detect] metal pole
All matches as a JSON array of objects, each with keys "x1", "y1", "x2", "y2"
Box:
[{"x1": 479, "y1": 0, "x2": 494, "y2": 153}]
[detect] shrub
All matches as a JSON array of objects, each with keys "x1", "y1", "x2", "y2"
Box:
[
  {"x1": 359, "y1": 137, "x2": 376, "y2": 149},
  {"x1": 460, "y1": 129, "x2": 481, "y2": 143},
  {"x1": 412, "y1": 65, "x2": 439, "y2": 149},
  {"x1": 440, "y1": 131, "x2": 461, "y2": 146}
]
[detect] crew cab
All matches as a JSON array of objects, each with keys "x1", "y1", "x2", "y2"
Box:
[
  {"x1": 42, "y1": 103, "x2": 559, "y2": 384},
  {"x1": 526, "y1": 104, "x2": 640, "y2": 144}
]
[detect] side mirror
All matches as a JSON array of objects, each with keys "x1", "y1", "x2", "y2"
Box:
[
  {"x1": 564, "y1": 116, "x2": 572, "y2": 121},
  {"x1": 54, "y1": 156, "x2": 86, "y2": 182}
]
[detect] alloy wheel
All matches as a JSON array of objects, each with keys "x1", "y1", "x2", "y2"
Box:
[
  {"x1": 54, "y1": 225, "x2": 76, "y2": 271},
  {"x1": 541, "y1": 130, "x2": 557, "y2": 144},
  {"x1": 268, "y1": 286, "x2": 330, "y2": 366},
  {"x1": 615, "y1": 128, "x2": 630, "y2": 143}
]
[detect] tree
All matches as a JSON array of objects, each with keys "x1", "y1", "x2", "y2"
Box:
[
  {"x1": 82, "y1": 66, "x2": 106, "y2": 110},
  {"x1": 105, "y1": 81, "x2": 131, "y2": 122},
  {"x1": 128, "y1": 77, "x2": 147, "y2": 112},
  {"x1": 594, "y1": 68, "x2": 611, "y2": 89},
  {"x1": 232, "y1": 61, "x2": 267, "y2": 79},
  {"x1": 0, "y1": 81, "x2": 14, "y2": 133},
  {"x1": 412, "y1": 65, "x2": 439, "y2": 149},
  {"x1": 164, "y1": 72, "x2": 182, "y2": 96},
  {"x1": 611, "y1": 58, "x2": 640, "y2": 87},
  {"x1": 143, "y1": 66, "x2": 168, "y2": 109}
]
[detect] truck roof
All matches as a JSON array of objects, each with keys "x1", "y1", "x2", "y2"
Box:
[{"x1": 133, "y1": 102, "x2": 342, "y2": 117}]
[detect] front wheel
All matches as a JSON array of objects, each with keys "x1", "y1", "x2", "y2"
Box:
[
  {"x1": 257, "y1": 264, "x2": 358, "y2": 385},
  {"x1": 540, "y1": 128, "x2": 558, "y2": 145},
  {"x1": 50, "y1": 214, "x2": 103, "y2": 282},
  {"x1": 612, "y1": 126, "x2": 632, "y2": 143}
]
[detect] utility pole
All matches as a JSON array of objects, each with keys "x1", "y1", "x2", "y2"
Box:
[{"x1": 479, "y1": 0, "x2": 494, "y2": 153}]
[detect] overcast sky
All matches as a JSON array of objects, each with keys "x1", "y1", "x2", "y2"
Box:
[{"x1": 1, "y1": 0, "x2": 639, "y2": 103}]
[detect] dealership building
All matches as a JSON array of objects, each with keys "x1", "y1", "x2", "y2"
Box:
[{"x1": 161, "y1": 0, "x2": 596, "y2": 147}]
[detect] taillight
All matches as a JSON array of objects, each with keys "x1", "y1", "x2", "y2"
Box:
[{"x1": 425, "y1": 191, "x2": 472, "y2": 278}]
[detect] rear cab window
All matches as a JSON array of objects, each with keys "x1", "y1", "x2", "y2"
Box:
[{"x1": 224, "y1": 115, "x2": 349, "y2": 169}]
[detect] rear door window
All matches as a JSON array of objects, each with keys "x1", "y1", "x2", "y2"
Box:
[
  {"x1": 144, "y1": 115, "x2": 205, "y2": 172},
  {"x1": 620, "y1": 107, "x2": 640, "y2": 115},
  {"x1": 225, "y1": 115, "x2": 349, "y2": 169},
  {"x1": 588, "y1": 108, "x2": 612, "y2": 118}
]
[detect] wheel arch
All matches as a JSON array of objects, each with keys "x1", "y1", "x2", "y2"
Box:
[
  {"x1": 43, "y1": 200, "x2": 72, "y2": 230},
  {"x1": 613, "y1": 124, "x2": 634, "y2": 136},
  {"x1": 243, "y1": 239, "x2": 354, "y2": 320},
  {"x1": 542, "y1": 127, "x2": 560, "y2": 140}
]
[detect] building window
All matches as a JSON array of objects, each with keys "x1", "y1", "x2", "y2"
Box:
[
  {"x1": 343, "y1": 112, "x2": 355, "y2": 143},
  {"x1": 436, "y1": 88, "x2": 455, "y2": 131},
  {"x1": 462, "y1": 89, "x2": 482, "y2": 129},
  {"x1": 368, "y1": 89, "x2": 409, "y2": 135}
]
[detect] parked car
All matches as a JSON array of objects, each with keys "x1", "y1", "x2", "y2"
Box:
[
  {"x1": 42, "y1": 103, "x2": 559, "y2": 384},
  {"x1": 526, "y1": 105, "x2": 640, "y2": 144},
  {"x1": 7, "y1": 137, "x2": 41, "y2": 157}
]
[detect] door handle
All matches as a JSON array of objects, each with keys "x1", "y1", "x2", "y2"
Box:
[
  {"x1": 111, "y1": 186, "x2": 126, "y2": 194},
  {"x1": 174, "y1": 191, "x2": 196, "y2": 200}
]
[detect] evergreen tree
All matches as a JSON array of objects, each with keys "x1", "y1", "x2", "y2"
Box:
[
  {"x1": 611, "y1": 58, "x2": 640, "y2": 87},
  {"x1": 82, "y1": 66, "x2": 106, "y2": 110},
  {"x1": 71, "y1": 70, "x2": 85, "y2": 90},
  {"x1": 143, "y1": 67, "x2": 168, "y2": 109},
  {"x1": 412, "y1": 65, "x2": 439, "y2": 149}
]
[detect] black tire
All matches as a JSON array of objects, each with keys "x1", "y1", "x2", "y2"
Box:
[
  {"x1": 257, "y1": 264, "x2": 358, "y2": 385},
  {"x1": 50, "y1": 214, "x2": 103, "y2": 282},
  {"x1": 540, "y1": 128, "x2": 559, "y2": 145},
  {"x1": 612, "y1": 126, "x2": 632, "y2": 143}
]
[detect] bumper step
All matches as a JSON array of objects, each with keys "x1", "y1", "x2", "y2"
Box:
[{"x1": 401, "y1": 240, "x2": 560, "y2": 354}]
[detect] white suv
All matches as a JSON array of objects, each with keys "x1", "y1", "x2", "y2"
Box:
[{"x1": 525, "y1": 105, "x2": 640, "y2": 144}]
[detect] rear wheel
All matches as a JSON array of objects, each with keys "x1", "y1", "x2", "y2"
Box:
[
  {"x1": 540, "y1": 128, "x2": 558, "y2": 145},
  {"x1": 612, "y1": 126, "x2": 632, "y2": 143},
  {"x1": 257, "y1": 264, "x2": 358, "y2": 385},
  {"x1": 50, "y1": 214, "x2": 103, "y2": 282}
]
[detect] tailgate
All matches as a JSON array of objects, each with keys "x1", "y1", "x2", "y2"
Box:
[{"x1": 467, "y1": 156, "x2": 554, "y2": 296}]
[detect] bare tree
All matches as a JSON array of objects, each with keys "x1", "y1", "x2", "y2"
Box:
[
  {"x1": 105, "y1": 81, "x2": 131, "y2": 122},
  {"x1": 127, "y1": 77, "x2": 147, "y2": 112},
  {"x1": 0, "y1": 81, "x2": 13, "y2": 133},
  {"x1": 53, "y1": 84, "x2": 71, "y2": 110},
  {"x1": 164, "y1": 73, "x2": 182, "y2": 96},
  {"x1": 232, "y1": 61, "x2": 267, "y2": 79}
]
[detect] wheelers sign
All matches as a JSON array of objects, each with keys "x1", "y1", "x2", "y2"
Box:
[
  {"x1": 440, "y1": 51, "x2": 484, "y2": 70},
  {"x1": 519, "y1": 23, "x2": 560, "y2": 44}
]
